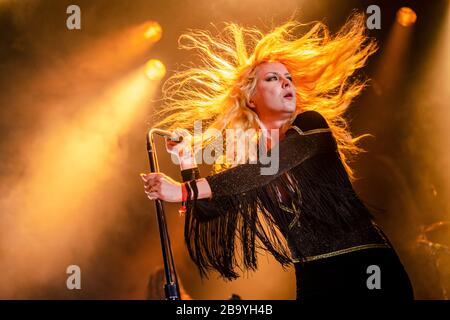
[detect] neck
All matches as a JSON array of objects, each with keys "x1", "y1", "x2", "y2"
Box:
[
  {"x1": 259, "y1": 115, "x2": 291, "y2": 139},
  {"x1": 258, "y1": 115, "x2": 291, "y2": 150}
]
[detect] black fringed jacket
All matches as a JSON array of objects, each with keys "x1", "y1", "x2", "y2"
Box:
[{"x1": 181, "y1": 110, "x2": 389, "y2": 280}]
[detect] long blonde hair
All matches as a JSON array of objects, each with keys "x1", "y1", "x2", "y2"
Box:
[{"x1": 154, "y1": 12, "x2": 377, "y2": 179}]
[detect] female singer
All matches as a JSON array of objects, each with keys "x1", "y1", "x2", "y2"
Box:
[{"x1": 141, "y1": 13, "x2": 414, "y2": 299}]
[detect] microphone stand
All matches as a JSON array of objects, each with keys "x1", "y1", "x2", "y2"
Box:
[{"x1": 146, "y1": 129, "x2": 181, "y2": 300}]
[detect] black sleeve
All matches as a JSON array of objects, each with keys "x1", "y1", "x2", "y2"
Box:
[
  {"x1": 183, "y1": 110, "x2": 337, "y2": 280},
  {"x1": 204, "y1": 110, "x2": 334, "y2": 198}
]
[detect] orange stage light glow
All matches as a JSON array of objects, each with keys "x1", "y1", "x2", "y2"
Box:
[
  {"x1": 144, "y1": 21, "x2": 163, "y2": 42},
  {"x1": 145, "y1": 59, "x2": 166, "y2": 80},
  {"x1": 397, "y1": 7, "x2": 417, "y2": 27}
]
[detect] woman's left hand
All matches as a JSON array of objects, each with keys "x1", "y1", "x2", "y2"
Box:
[{"x1": 140, "y1": 173, "x2": 182, "y2": 202}]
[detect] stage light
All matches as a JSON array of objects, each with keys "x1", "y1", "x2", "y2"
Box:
[
  {"x1": 144, "y1": 21, "x2": 162, "y2": 42},
  {"x1": 0, "y1": 66, "x2": 160, "y2": 297},
  {"x1": 373, "y1": 9, "x2": 414, "y2": 96},
  {"x1": 397, "y1": 7, "x2": 417, "y2": 27},
  {"x1": 145, "y1": 59, "x2": 166, "y2": 80}
]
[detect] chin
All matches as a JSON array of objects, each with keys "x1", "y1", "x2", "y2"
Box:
[
  {"x1": 283, "y1": 104, "x2": 297, "y2": 114},
  {"x1": 269, "y1": 104, "x2": 296, "y2": 116}
]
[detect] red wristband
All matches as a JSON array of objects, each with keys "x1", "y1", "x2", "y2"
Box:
[
  {"x1": 179, "y1": 183, "x2": 188, "y2": 215},
  {"x1": 181, "y1": 183, "x2": 188, "y2": 202}
]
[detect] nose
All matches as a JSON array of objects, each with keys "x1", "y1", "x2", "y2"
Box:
[{"x1": 281, "y1": 76, "x2": 291, "y2": 88}]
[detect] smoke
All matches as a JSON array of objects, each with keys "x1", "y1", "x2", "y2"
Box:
[{"x1": 0, "y1": 0, "x2": 163, "y2": 299}]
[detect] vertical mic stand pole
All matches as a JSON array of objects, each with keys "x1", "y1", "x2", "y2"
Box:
[{"x1": 146, "y1": 130, "x2": 181, "y2": 300}]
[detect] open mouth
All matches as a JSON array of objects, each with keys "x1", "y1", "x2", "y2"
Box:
[{"x1": 283, "y1": 93, "x2": 293, "y2": 99}]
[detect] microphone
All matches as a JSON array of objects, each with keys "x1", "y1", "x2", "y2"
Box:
[{"x1": 150, "y1": 129, "x2": 183, "y2": 143}]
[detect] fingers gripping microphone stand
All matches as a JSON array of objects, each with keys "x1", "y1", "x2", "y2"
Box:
[{"x1": 146, "y1": 129, "x2": 182, "y2": 300}]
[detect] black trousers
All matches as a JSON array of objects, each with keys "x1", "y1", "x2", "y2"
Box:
[{"x1": 294, "y1": 247, "x2": 414, "y2": 300}]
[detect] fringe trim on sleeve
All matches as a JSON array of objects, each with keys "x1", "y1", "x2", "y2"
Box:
[
  {"x1": 183, "y1": 115, "x2": 376, "y2": 280},
  {"x1": 184, "y1": 153, "x2": 375, "y2": 280}
]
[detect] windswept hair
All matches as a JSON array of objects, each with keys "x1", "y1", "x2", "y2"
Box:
[{"x1": 155, "y1": 12, "x2": 377, "y2": 179}]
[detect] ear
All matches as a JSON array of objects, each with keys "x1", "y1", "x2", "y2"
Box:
[{"x1": 247, "y1": 99, "x2": 256, "y2": 109}]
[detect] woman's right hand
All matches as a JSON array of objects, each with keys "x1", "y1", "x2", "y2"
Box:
[{"x1": 165, "y1": 128, "x2": 196, "y2": 169}]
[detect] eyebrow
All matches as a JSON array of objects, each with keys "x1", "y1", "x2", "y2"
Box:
[{"x1": 265, "y1": 72, "x2": 292, "y2": 76}]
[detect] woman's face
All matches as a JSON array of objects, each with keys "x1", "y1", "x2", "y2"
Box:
[{"x1": 248, "y1": 62, "x2": 296, "y2": 123}]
